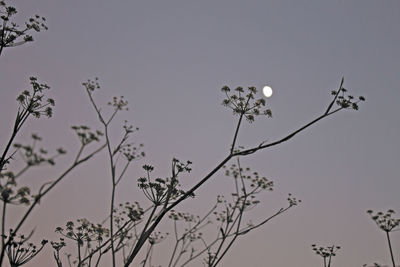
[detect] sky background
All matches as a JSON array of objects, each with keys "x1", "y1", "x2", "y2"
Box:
[{"x1": 1, "y1": 0, "x2": 400, "y2": 266}]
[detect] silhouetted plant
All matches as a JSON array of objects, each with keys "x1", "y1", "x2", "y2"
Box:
[
  {"x1": 55, "y1": 219, "x2": 109, "y2": 267},
  {"x1": 83, "y1": 78, "x2": 145, "y2": 266},
  {"x1": 0, "y1": 2, "x2": 367, "y2": 266},
  {"x1": 0, "y1": 0, "x2": 47, "y2": 56},
  {"x1": 367, "y1": 209, "x2": 400, "y2": 267},
  {"x1": 311, "y1": 244, "x2": 340, "y2": 267},
  {"x1": 0, "y1": 8, "x2": 106, "y2": 264},
  {"x1": 160, "y1": 159, "x2": 299, "y2": 267},
  {"x1": 51, "y1": 238, "x2": 66, "y2": 267},
  {"x1": 2, "y1": 229, "x2": 47, "y2": 267}
]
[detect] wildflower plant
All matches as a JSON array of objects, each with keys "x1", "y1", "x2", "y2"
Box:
[
  {"x1": 3, "y1": 229, "x2": 47, "y2": 267},
  {"x1": 311, "y1": 244, "x2": 341, "y2": 267},
  {"x1": 1, "y1": 77, "x2": 54, "y2": 173},
  {"x1": 0, "y1": 2, "x2": 367, "y2": 266},
  {"x1": 0, "y1": 26, "x2": 106, "y2": 266},
  {"x1": 0, "y1": 0, "x2": 48, "y2": 55},
  {"x1": 50, "y1": 238, "x2": 66, "y2": 267},
  {"x1": 367, "y1": 209, "x2": 400, "y2": 267},
  {"x1": 198, "y1": 159, "x2": 299, "y2": 267},
  {"x1": 55, "y1": 219, "x2": 109, "y2": 266},
  {"x1": 82, "y1": 78, "x2": 145, "y2": 266},
  {"x1": 166, "y1": 209, "x2": 210, "y2": 267},
  {"x1": 141, "y1": 159, "x2": 300, "y2": 267},
  {"x1": 221, "y1": 86, "x2": 272, "y2": 123},
  {"x1": 141, "y1": 231, "x2": 169, "y2": 266},
  {"x1": 138, "y1": 159, "x2": 193, "y2": 206},
  {"x1": 0, "y1": 76, "x2": 106, "y2": 265}
]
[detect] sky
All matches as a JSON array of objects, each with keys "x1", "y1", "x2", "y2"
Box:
[{"x1": 0, "y1": 0, "x2": 400, "y2": 266}]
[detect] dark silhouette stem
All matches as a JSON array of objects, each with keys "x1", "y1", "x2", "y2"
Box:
[
  {"x1": 104, "y1": 126, "x2": 117, "y2": 267},
  {"x1": 230, "y1": 113, "x2": 244, "y2": 154},
  {"x1": 12, "y1": 144, "x2": 105, "y2": 235},
  {"x1": 386, "y1": 231, "x2": 396, "y2": 267},
  {"x1": 0, "y1": 201, "x2": 6, "y2": 266}
]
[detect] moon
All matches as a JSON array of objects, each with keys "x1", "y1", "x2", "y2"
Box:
[{"x1": 262, "y1": 86, "x2": 273, "y2": 98}]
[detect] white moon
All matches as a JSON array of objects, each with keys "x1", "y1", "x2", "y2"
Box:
[{"x1": 262, "y1": 86, "x2": 273, "y2": 98}]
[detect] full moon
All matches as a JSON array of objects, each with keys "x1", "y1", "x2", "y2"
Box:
[{"x1": 262, "y1": 86, "x2": 273, "y2": 98}]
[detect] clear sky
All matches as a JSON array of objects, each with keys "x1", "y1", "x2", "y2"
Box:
[{"x1": 1, "y1": 0, "x2": 400, "y2": 266}]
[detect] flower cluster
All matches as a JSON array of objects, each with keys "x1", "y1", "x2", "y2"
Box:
[
  {"x1": 0, "y1": 171, "x2": 30, "y2": 205},
  {"x1": 108, "y1": 96, "x2": 128, "y2": 111},
  {"x1": 168, "y1": 210, "x2": 199, "y2": 223},
  {"x1": 16, "y1": 77, "x2": 54, "y2": 118},
  {"x1": 51, "y1": 238, "x2": 66, "y2": 253},
  {"x1": 0, "y1": 133, "x2": 65, "y2": 206},
  {"x1": 118, "y1": 121, "x2": 145, "y2": 162},
  {"x1": 13, "y1": 133, "x2": 66, "y2": 166},
  {"x1": 3, "y1": 229, "x2": 48, "y2": 267},
  {"x1": 223, "y1": 163, "x2": 274, "y2": 211},
  {"x1": 0, "y1": 1, "x2": 48, "y2": 54},
  {"x1": 311, "y1": 244, "x2": 340, "y2": 259},
  {"x1": 331, "y1": 87, "x2": 365, "y2": 111},
  {"x1": 114, "y1": 201, "x2": 144, "y2": 226},
  {"x1": 138, "y1": 159, "x2": 193, "y2": 205},
  {"x1": 50, "y1": 238, "x2": 66, "y2": 267},
  {"x1": 71, "y1": 125, "x2": 103, "y2": 146},
  {"x1": 221, "y1": 86, "x2": 272, "y2": 123},
  {"x1": 367, "y1": 209, "x2": 400, "y2": 232},
  {"x1": 224, "y1": 164, "x2": 274, "y2": 190},
  {"x1": 55, "y1": 218, "x2": 109, "y2": 248},
  {"x1": 286, "y1": 193, "x2": 301, "y2": 207},
  {"x1": 148, "y1": 231, "x2": 169, "y2": 245},
  {"x1": 82, "y1": 78, "x2": 100, "y2": 92}
]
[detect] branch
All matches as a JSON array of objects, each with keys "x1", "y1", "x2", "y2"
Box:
[{"x1": 123, "y1": 81, "x2": 360, "y2": 265}]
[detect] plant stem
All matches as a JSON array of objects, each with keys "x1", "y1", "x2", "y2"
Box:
[
  {"x1": 0, "y1": 201, "x2": 7, "y2": 266},
  {"x1": 386, "y1": 231, "x2": 396, "y2": 267}
]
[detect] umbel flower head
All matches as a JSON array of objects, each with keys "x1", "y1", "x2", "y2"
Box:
[
  {"x1": 221, "y1": 86, "x2": 272, "y2": 123},
  {"x1": 367, "y1": 209, "x2": 400, "y2": 232},
  {"x1": 311, "y1": 244, "x2": 341, "y2": 260},
  {"x1": 0, "y1": 1, "x2": 48, "y2": 54},
  {"x1": 138, "y1": 159, "x2": 193, "y2": 205},
  {"x1": 3, "y1": 229, "x2": 48, "y2": 267},
  {"x1": 16, "y1": 77, "x2": 54, "y2": 118}
]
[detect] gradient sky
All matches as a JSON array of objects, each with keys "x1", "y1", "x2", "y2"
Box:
[{"x1": 1, "y1": 0, "x2": 400, "y2": 266}]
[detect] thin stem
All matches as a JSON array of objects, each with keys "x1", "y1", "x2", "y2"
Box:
[
  {"x1": 0, "y1": 19, "x2": 7, "y2": 56},
  {"x1": 230, "y1": 113, "x2": 244, "y2": 154},
  {"x1": 229, "y1": 96, "x2": 251, "y2": 155},
  {"x1": 12, "y1": 144, "x2": 105, "y2": 235},
  {"x1": 123, "y1": 85, "x2": 351, "y2": 266},
  {"x1": 80, "y1": 219, "x2": 133, "y2": 263},
  {"x1": 0, "y1": 110, "x2": 23, "y2": 172},
  {"x1": 212, "y1": 163, "x2": 247, "y2": 267},
  {"x1": 127, "y1": 205, "x2": 158, "y2": 263},
  {"x1": 233, "y1": 108, "x2": 343, "y2": 157},
  {"x1": 141, "y1": 244, "x2": 152, "y2": 267},
  {"x1": 95, "y1": 245, "x2": 103, "y2": 267},
  {"x1": 110, "y1": 183, "x2": 116, "y2": 267},
  {"x1": 386, "y1": 231, "x2": 396, "y2": 267},
  {"x1": 167, "y1": 220, "x2": 179, "y2": 267},
  {"x1": 77, "y1": 241, "x2": 82, "y2": 267},
  {"x1": 0, "y1": 201, "x2": 6, "y2": 265},
  {"x1": 106, "y1": 127, "x2": 117, "y2": 267}
]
